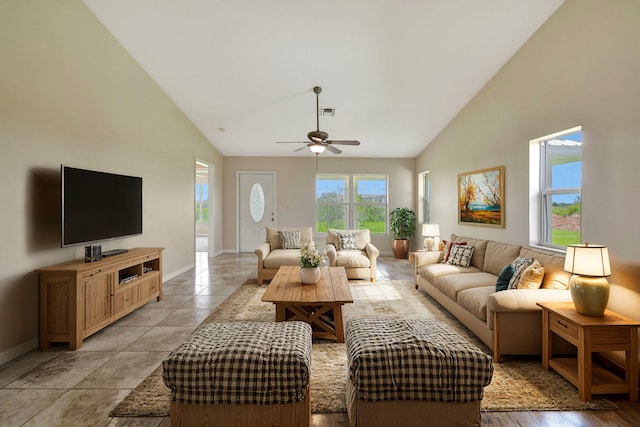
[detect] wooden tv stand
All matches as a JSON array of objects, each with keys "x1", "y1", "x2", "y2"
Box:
[{"x1": 38, "y1": 247, "x2": 163, "y2": 350}]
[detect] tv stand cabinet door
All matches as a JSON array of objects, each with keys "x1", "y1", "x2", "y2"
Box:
[{"x1": 83, "y1": 272, "x2": 113, "y2": 339}]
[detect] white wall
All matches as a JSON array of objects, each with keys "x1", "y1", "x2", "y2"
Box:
[
  {"x1": 0, "y1": 0, "x2": 223, "y2": 361},
  {"x1": 416, "y1": 0, "x2": 640, "y2": 363},
  {"x1": 223, "y1": 157, "x2": 416, "y2": 255}
]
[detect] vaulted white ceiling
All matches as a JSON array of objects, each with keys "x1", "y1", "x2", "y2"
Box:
[{"x1": 83, "y1": 0, "x2": 564, "y2": 158}]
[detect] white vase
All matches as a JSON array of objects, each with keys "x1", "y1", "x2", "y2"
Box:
[{"x1": 299, "y1": 267, "x2": 321, "y2": 284}]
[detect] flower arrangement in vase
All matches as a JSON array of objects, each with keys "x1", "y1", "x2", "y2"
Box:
[{"x1": 299, "y1": 247, "x2": 323, "y2": 284}]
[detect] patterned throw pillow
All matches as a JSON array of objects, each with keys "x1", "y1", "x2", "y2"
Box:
[
  {"x1": 278, "y1": 229, "x2": 301, "y2": 249},
  {"x1": 441, "y1": 240, "x2": 467, "y2": 263},
  {"x1": 337, "y1": 232, "x2": 357, "y2": 250},
  {"x1": 508, "y1": 256, "x2": 534, "y2": 289},
  {"x1": 495, "y1": 264, "x2": 515, "y2": 292},
  {"x1": 446, "y1": 244, "x2": 475, "y2": 268}
]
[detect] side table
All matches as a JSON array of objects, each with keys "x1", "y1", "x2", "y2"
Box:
[{"x1": 537, "y1": 301, "x2": 639, "y2": 401}]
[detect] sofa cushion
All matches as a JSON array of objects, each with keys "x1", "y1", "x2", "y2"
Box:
[
  {"x1": 517, "y1": 260, "x2": 545, "y2": 289},
  {"x1": 451, "y1": 234, "x2": 488, "y2": 270},
  {"x1": 495, "y1": 264, "x2": 515, "y2": 292},
  {"x1": 483, "y1": 242, "x2": 522, "y2": 275},
  {"x1": 327, "y1": 229, "x2": 370, "y2": 250},
  {"x1": 278, "y1": 229, "x2": 301, "y2": 249},
  {"x1": 446, "y1": 244, "x2": 474, "y2": 268},
  {"x1": 418, "y1": 264, "x2": 482, "y2": 284},
  {"x1": 456, "y1": 286, "x2": 496, "y2": 321},
  {"x1": 519, "y1": 247, "x2": 571, "y2": 290},
  {"x1": 433, "y1": 272, "x2": 497, "y2": 301},
  {"x1": 267, "y1": 226, "x2": 313, "y2": 250},
  {"x1": 334, "y1": 250, "x2": 370, "y2": 268},
  {"x1": 263, "y1": 249, "x2": 303, "y2": 269}
]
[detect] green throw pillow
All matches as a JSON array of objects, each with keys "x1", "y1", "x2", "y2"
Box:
[{"x1": 496, "y1": 264, "x2": 515, "y2": 292}]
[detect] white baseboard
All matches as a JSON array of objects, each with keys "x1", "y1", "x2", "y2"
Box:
[
  {"x1": 0, "y1": 338, "x2": 38, "y2": 366},
  {"x1": 163, "y1": 263, "x2": 195, "y2": 282}
]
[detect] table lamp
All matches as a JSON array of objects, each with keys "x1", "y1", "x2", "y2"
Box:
[
  {"x1": 421, "y1": 224, "x2": 440, "y2": 251},
  {"x1": 564, "y1": 243, "x2": 611, "y2": 316}
]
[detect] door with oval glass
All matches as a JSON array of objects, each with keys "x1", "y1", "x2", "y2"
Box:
[{"x1": 238, "y1": 172, "x2": 276, "y2": 252}]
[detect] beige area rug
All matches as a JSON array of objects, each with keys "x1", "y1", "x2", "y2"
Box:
[{"x1": 111, "y1": 279, "x2": 616, "y2": 416}]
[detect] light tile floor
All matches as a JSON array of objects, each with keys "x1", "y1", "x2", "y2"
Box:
[{"x1": 0, "y1": 253, "x2": 413, "y2": 426}]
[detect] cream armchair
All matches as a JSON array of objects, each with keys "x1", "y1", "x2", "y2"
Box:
[
  {"x1": 325, "y1": 229, "x2": 379, "y2": 281},
  {"x1": 255, "y1": 226, "x2": 314, "y2": 285}
]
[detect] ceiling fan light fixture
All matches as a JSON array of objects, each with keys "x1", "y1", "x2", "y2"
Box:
[{"x1": 309, "y1": 143, "x2": 326, "y2": 154}]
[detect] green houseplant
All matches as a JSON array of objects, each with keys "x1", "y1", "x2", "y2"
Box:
[{"x1": 389, "y1": 207, "x2": 416, "y2": 259}]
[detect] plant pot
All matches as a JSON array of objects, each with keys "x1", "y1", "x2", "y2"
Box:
[
  {"x1": 299, "y1": 267, "x2": 321, "y2": 284},
  {"x1": 392, "y1": 239, "x2": 411, "y2": 259}
]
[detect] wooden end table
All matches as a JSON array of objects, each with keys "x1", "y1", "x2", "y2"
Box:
[
  {"x1": 261, "y1": 266, "x2": 353, "y2": 342},
  {"x1": 537, "y1": 301, "x2": 639, "y2": 401}
]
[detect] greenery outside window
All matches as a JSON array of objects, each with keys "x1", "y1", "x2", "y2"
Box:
[
  {"x1": 419, "y1": 171, "x2": 430, "y2": 223},
  {"x1": 531, "y1": 127, "x2": 582, "y2": 248},
  {"x1": 195, "y1": 183, "x2": 209, "y2": 223},
  {"x1": 316, "y1": 173, "x2": 388, "y2": 234}
]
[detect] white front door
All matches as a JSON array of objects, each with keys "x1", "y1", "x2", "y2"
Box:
[{"x1": 238, "y1": 172, "x2": 276, "y2": 252}]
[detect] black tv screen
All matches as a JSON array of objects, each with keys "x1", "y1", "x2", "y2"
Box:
[{"x1": 62, "y1": 166, "x2": 142, "y2": 247}]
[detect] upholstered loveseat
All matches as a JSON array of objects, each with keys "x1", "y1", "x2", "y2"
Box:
[
  {"x1": 414, "y1": 234, "x2": 574, "y2": 362},
  {"x1": 254, "y1": 226, "x2": 315, "y2": 285},
  {"x1": 325, "y1": 229, "x2": 379, "y2": 281}
]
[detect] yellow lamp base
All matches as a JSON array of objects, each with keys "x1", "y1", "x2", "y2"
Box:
[{"x1": 569, "y1": 275, "x2": 610, "y2": 316}]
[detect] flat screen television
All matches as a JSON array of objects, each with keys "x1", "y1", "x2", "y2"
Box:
[{"x1": 61, "y1": 165, "x2": 143, "y2": 247}]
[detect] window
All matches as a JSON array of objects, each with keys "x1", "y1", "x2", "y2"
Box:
[
  {"x1": 316, "y1": 174, "x2": 388, "y2": 234},
  {"x1": 530, "y1": 127, "x2": 582, "y2": 248}
]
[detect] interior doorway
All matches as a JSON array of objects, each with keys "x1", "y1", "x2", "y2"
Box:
[{"x1": 195, "y1": 159, "x2": 214, "y2": 256}]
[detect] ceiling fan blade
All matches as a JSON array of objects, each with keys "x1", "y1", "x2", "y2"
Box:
[
  {"x1": 275, "y1": 141, "x2": 308, "y2": 144},
  {"x1": 294, "y1": 145, "x2": 309, "y2": 152},
  {"x1": 326, "y1": 144, "x2": 342, "y2": 154},
  {"x1": 327, "y1": 140, "x2": 361, "y2": 145}
]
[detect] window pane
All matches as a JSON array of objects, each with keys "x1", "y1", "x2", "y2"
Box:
[
  {"x1": 550, "y1": 193, "x2": 581, "y2": 246},
  {"x1": 354, "y1": 205, "x2": 387, "y2": 233},
  {"x1": 353, "y1": 175, "x2": 387, "y2": 204},
  {"x1": 316, "y1": 204, "x2": 348, "y2": 232},
  {"x1": 316, "y1": 174, "x2": 349, "y2": 202}
]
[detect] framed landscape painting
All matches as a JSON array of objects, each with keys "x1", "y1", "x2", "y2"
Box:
[{"x1": 458, "y1": 166, "x2": 504, "y2": 227}]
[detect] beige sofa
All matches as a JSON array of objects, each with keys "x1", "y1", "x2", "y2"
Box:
[
  {"x1": 325, "y1": 229, "x2": 379, "y2": 281},
  {"x1": 254, "y1": 226, "x2": 314, "y2": 285},
  {"x1": 414, "y1": 234, "x2": 574, "y2": 362}
]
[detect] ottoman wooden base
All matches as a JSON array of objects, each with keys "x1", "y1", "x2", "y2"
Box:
[
  {"x1": 170, "y1": 389, "x2": 310, "y2": 427},
  {"x1": 346, "y1": 377, "x2": 479, "y2": 427}
]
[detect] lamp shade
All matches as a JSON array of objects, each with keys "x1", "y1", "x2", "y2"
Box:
[
  {"x1": 564, "y1": 244, "x2": 611, "y2": 277},
  {"x1": 421, "y1": 223, "x2": 440, "y2": 237}
]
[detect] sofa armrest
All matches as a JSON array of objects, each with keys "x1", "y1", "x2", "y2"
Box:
[
  {"x1": 414, "y1": 251, "x2": 443, "y2": 267},
  {"x1": 325, "y1": 243, "x2": 337, "y2": 266},
  {"x1": 254, "y1": 242, "x2": 271, "y2": 265},
  {"x1": 365, "y1": 242, "x2": 380, "y2": 260}
]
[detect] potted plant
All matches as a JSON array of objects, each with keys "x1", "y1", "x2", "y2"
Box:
[
  {"x1": 298, "y1": 247, "x2": 324, "y2": 284},
  {"x1": 389, "y1": 207, "x2": 416, "y2": 259}
]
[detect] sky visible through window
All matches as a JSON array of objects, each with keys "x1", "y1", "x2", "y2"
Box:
[
  {"x1": 316, "y1": 179, "x2": 386, "y2": 197},
  {"x1": 550, "y1": 131, "x2": 582, "y2": 204}
]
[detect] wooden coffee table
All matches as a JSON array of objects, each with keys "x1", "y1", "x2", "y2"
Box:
[{"x1": 261, "y1": 266, "x2": 353, "y2": 342}]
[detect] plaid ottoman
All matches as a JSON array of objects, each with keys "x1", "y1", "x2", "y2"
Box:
[
  {"x1": 345, "y1": 318, "x2": 494, "y2": 427},
  {"x1": 163, "y1": 321, "x2": 312, "y2": 427}
]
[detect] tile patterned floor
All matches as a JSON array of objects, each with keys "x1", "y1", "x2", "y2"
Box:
[{"x1": 0, "y1": 253, "x2": 413, "y2": 426}]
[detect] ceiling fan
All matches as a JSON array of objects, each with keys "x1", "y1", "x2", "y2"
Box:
[{"x1": 276, "y1": 86, "x2": 361, "y2": 155}]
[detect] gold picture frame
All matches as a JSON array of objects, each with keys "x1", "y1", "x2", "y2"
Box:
[{"x1": 458, "y1": 166, "x2": 504, "y2": 227}]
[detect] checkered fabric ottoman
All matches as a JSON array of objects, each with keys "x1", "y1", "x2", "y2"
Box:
[
  {"x1": 163, "y1": 321, "x2": 312, "y2": 427},
  {"x1": 345, "y1": 318, "x2": 494, "y2": 427}
]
